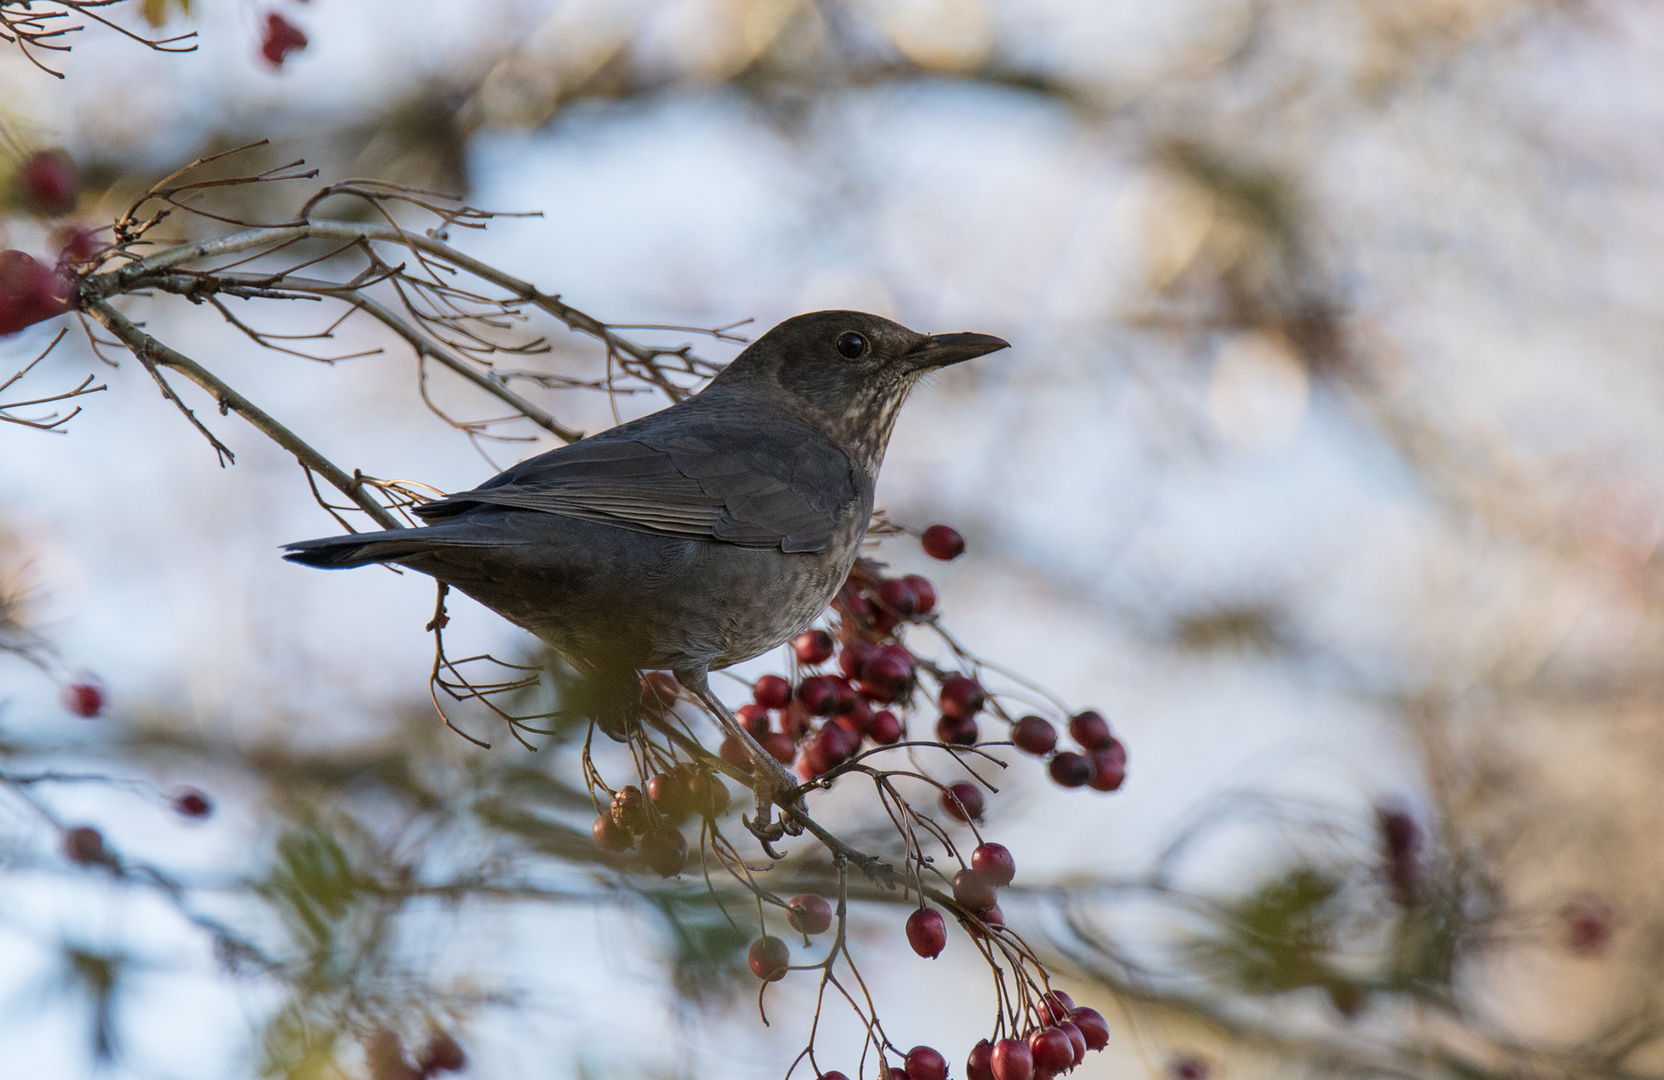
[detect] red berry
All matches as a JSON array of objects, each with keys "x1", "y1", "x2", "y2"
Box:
[
  {"x1": 818, "y1": 720, "x2": 860, "y2": 764},
  {"x1": 366, "y1": 1030, "x2": 418, "y2": 1080},
  {"x1": 819, "y1": 1073, "x2": 851, "y2": 1080},
  {"x1": 902, "y1": 574, "x2": 937, "y2": 615},
  {"x1": 842, "y1": 589, "x2": 874, "y2": 624},
  {"x1": 592, "y1": 814, "x2": 630, "y2": 852},
  {"x1": 259, "y1": 12, "x2": 308, "y2": 67},
  {"x1": 748, "y1": 935, "x2": 789, "y2": 981},
  {"x1": 1057, "y1": 1020, "x2": 1086, "y2": 1065},
  {"x1": 63, "y1": 825, "x2": 105, "y2": 864},
  {"x1": 921, "y1": 524, "x2": 965, "y2": 560},
  {"x1": 0, "y1": 250, "x2": 72, "y2": 336},
  {"x1": 837, "y1": 637, "x2": 874, "y2": 679},
  {"x1": 19, "y1": 149, "x2": 79, "y2": 216},
  {"x1": 641, "y1": 670, "x2": 680, "y2": 703},
  {"x1": 61, "y1": 677, "x2": 105, "y2": 718},
  {"x1": 763, "y1": 732, "x2": 797, "y2": 764},
  {"x1": 794, "y1": 629, "x2": 835, "y2": 665},
  {"x1": 1038, "y1": 990, "x2": 1075, "y2": 1025},
  {"x1": 953, "y1": 868, "x2": 998, "y2": 912},
  {"x1": 905, "y1": 1045, "x2": 947, "y2": 1080},
  {"x1": 941, "y1": 781, "x2": 984, "y2": 823},
  {"x1": 939, "y1": 675, "x2": 986, "y2": 720},
  {"x1": 781, "y1": 700, "x2": 813, "y2": 740},
  {"x1": 888, "y1": 1071, "x2": 908, "y2": 1080},
  {"x1": 968, "y1": 1040, "x2": 996, "y2": 1080},
  {"x1": 692, "y1": 771, "x2": 730, "y2": 817},
  {"x1": 647, "y1": 770, "x2": 694, "y2": 819},
  {"x1": 753, "y1": 674, "x2": 791, "y2": 710},
  {"x1": 1561, "y1": 893, "x2": 1615, "y2": 955},
  {"x1": 1028, "y1": 1028, "x2": 1073, "y2": 1074},
  {"x1": 1069, "y1": 1007, "x2": 1109, "y2": 1050},
  {"x1": 936, "y1": 714, "x2": 978, "y2": 746},
  {"x1": 1067, "y1": 710, "x2": 1111, "y2": 750},
  {"x1": 1087, "y1": 741, "x2": 1127, "y2": 792},
  {"x1": 1168, "y1": 1054, "x2": 1211, "y2": 1080},
  {"x1": 992, "y1": 1038, "x2": 1034, "y2": 1080},
  {"x1": 1048, "y1": 751, "x2": 1092, "y2": 788},
  {"x1": 719, "y1": 735, "x2": 751, "y2": 770},
  {"x1": 1012, "y1": 715, "x2": 1057, "y2": 755},
  {"x1": 798, "y1": 675, "x2": 839, "y2": 716},
  {"x1": 52, "y1": 226, "x2": 101, "y2": 268},
  {"x1": 835, "y1": 697, "x2": 873, "y2": 735},
  {"x1": 980, "y1": 903, "x2": 1004, "y2": 928},
  {"x1": 735, "y1": 703, "x2": 771, "y2": 737},
  {"x1": 972, "y1": 842, "x2": 1015, "y2": 886},
  {"x1": 868, "y1": 709, "x2": 903, "y2": 744},
  {"x1": 417, "y1": 1033, "x2": 466, "y2": 1074},
  {"x1": 858, "y1": 653, "x2": 914, "y2": 703},
  {"x1": 171, "y1": 788, "x2": 212, "y2": 819},
  {"x1": 787, "y1": 893, "x2": 834, "y2": 935},
  {"x1": 905, "y1": 908, "x2": 946, "y2": 958},
  {"x1": 875, "y1": 577, "x2": 919, "y2": 619},
  {"x1": 639, "y1": 829, "x2": 687, "y2": 876},
  {"x1": 610, "y1": 786, "x2": 649, "y2": 833}
]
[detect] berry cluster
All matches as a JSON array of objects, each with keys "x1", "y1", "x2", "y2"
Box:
[
  {"x1": 590, "y1": 753, "x2": 731, "y2": 877},
  {"x1": 963, "y1": 991, "x2": 1110, "y2": 1080},
  {"x1": 2, "y1": 148, "x2": 95, "y2": 336},
  {"x1": 1011, "y1": 710, "x2": 1127, "y2": 793}
]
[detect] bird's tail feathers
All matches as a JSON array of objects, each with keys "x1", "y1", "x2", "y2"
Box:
[{"x1": 281, "y1": 526, "x2": 504, "y2": 569}]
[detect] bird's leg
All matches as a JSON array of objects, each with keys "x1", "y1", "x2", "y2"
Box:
[{"x1": 679, "y1": 669, "x2": 806, "y2": 849}]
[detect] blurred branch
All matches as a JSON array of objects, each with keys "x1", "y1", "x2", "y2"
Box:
[{"x1": 0, "y1": 0, "x2": 195, "y2": 78}]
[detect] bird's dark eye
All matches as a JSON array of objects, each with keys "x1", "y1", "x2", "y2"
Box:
[{"x1": 835, "y1": 331, "x2": 869, "y2": 359}]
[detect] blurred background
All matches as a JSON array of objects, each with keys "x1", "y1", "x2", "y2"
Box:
[{"x1": 2, "y1": 0, "x2": 1662, "y2": 1077}]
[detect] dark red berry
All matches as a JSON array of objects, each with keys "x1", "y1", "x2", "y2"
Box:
[
  {"x1": 1561, "y1": 893, "x2": 1615, "y2": 955},
  {"x1": 719, "y1": 735, "x2": 751, "y2": 770},
  {"x1": 692, "y1": 771, "x2": 730, "y2": 817},
  {"x1": 794, "y1": 629, "x2": 835, "y2": 665},
  {"x1": 843, "y1": 589, "x2": 875, "y2": 625},
  {"x1": 53, "y1": 226, "x2": 102, "y2": 267},
  {"x1": 1028, "y1": 1028, "x2": 1073, "y2": 1074},
  {"x1": 953, "y1": 868, "x2": 998, "y2": 911},
  {"x1": 647, "y1": 770, "x2": 694, "y2": 819},
  {"x1": 781, "y1": 700, "x2": 813, "y2": 740},
  {"x1": 941, "y1": 781, "x2": 985, "y2": 822},
  {"x1": 417, "y1": 1033, "x2": 466, "y2": 1074},
  {"x1": 19, "y1": 149, "x2": 79, "y2": 216},
  {"x1": 888, "y1": 1071, "x2": 908, "y2": 1080},
  {"x1": 868, "y1": 710, "x2": 903, "y2": 744},
  {"x1": 1067, "y1": 710, "x2": 1112, "y2": 751},
  {"x1": 1048, "y1": 751, "x2": 1092, "y2": 788},
  {"x1": 1012, "y1": 715, "x2": 1057, "y2": 755},
  {"x1": 1069, "y1": 1007, "x2": 1109, "y2": 1050},
  {"x1": 1038, "y1": 990, "x2": 1075, "y2": 1025},
  {"x1": 972, "y1": 842, "x2": 1015, "y2": 886},
  {"x1": 62, "y1": 679, "x2": 104, "y2": 718},
  {"x1": 610, "y1": 785, "x2": 649, "y2": 833},
  {"x1": 905, "y1": 908, "x2": 946, "y2": 958},
  {"x1": 0, "y1": 250, "x2": 71, "y2": 335},
  {"x1": 171, "y1": 788, "x2": 212, "y2": 819},
  {"x1": 819, "y1": 1073, "x2": 850, "y2": 1080},
  {"x1": 837, "y1": 637, "x2": 874, "y2": 679},
  {"x1": 259, "y1": 12, "x2": 308, "y2": 67},
  {"x1": 858, "y1": 653, "x2": 914, "y2": 703},
  {"x1": 921, "y1": 524, "x2": 965, "y2": 560},
  {"x1": 992, "y1": 1037, "x2": 1033, "y2": 1080},
  {"x1": 787, "y1": 893, "x2": 834, "y2": 936},
  {"x1": 875, "y1": 577, "x2": 919, "y2": 619},
  {"x1": 835, "y1": 697, "x2": 873, "y2": 735},
  {"x1": 753, "y1": 674, "x2": 791, "y2": 710},
  {"x1": 980, "y1": 903, "x2": 1004, "y2": 928},
  {"x1": 64, "y1": 825, "x2": 104, "y2": 864},
  {"x1": 641, "y1": 670, "x2": 680, "y2": 703},
  {"x1": 798, "y1": 675, "x2": 840, "y2": 716},
  {"x1": 735, "y1": 703, "x2": 771, "y2": 737},
  {"x1": 1057, "y1": 1020, "x2": 1086, "y2": 1065},
  {"x1": 748, "y1": 935, "x2": 789, "y2": 981},
  {"x1": 1087, "y1": 740, "x2": 1127, "y2": 792},
  {"x1": 939, "y1": 675, "x2": 986, "y2": 720},
  {"x1": 763, "y1": 732, "x2": 797, "y2": 764},
  {"x1": 818, "y1": 720, "x2": 860, "y2": 764},
  {"x1": 592, "y1": 814, "x2": 631, "y2": 852},
  {"x1": 967, "y1": 1039, "x2": 996, "y2": 1080},
  {"x1": 1168, "y1": 1054, "x2": 1211, "y2": 1080},
  {"x1": 366, "y1": 1030, "x2": 419, "y2": 1080},
  {"x1": 936, "y1": 713, "x2": 979, "y2": 746},
  {"x1": 905, "y1": 1045, "x2": 947, "y2": 1080},
  {"x1": 639, "y1": 829, "x2": 687, "y2": 876},
  {"x1": 902, "y1": 574, "x2": 937, "y2": 615}
]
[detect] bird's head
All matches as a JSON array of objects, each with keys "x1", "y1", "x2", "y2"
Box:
[{"x1": 711, "y1": 310, "x2": 1009, "y2": 471}]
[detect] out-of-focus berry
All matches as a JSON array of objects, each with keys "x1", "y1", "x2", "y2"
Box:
[{"x1": 921, "y1": 524, "x2": 965, "y2": 560}]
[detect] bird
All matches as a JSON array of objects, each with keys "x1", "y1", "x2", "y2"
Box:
[{"x1": 283, "y1": 309, "x2": 1008, "y2": 835}]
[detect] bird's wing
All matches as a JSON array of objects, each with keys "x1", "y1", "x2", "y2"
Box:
[{"x1": 413, "y1": 429, "x2": 857, "y2": 553}]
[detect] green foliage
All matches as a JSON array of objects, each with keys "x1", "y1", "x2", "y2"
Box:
[{"x1": 1191, "y1": 864, "x2": 1345, "y2": 995}]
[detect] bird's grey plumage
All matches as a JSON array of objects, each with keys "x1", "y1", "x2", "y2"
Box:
[{"x1": 282, "y1": 310, "x2": 1007, "y2": 687}]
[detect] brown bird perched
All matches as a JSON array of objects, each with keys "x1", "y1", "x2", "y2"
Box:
[{"x1": 283, "y1": 310, "x2": 1008, "y2": 838}]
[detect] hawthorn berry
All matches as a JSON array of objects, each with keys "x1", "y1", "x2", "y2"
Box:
[
  {"x1": 787, "y1": 893, "x2": 834, "y2": 936},
  {"x1": 0, "y1": 250, "x2": 71, "y2": 335},
  {"x1": 980, "y1": 903, "x2": 1004, "y2": 928},
  {"x1": 19, "y1": 149, "x2": 79, "y2": 216},
  {"x1": 592, "y1": 814, "x2": 631, "y2": 852},
  {"x1": 1038, "y1": 990, "x2": 1075, "y2": 1025},
  {"x1": 417, "y1": 1032, "x2": 466, "y2": 1074},
  {"x1": 1168, "y1": 1054, "x2": 1211, "y2": 1080},
  {"x1": 1012, "y1": 715, "x2": 1057, "y2": 755},
  {"x1": 936, "y1": 714, "x2": 978, "y2": 746},
  {"x1": 1087, "y1": 742, "x2": 1127, "y2": 792},
  {"x1": 719, "y1": 735, "x2": 751, "y2": 769},
  {"x1": 953, "y1": 868, "x2": 998, "y2": 912},
  {"x1": 61, "y1": 677, "x2": 105, "y2": 718},
  {"x1": 868, "y1": 710, "x2": 903, "y2": 744},
  {"x1": 781, "y1": 701, "x2": 813, "y2": 740},
  {"x1": 53, "y1": 226, "x2": 101, "y2": 267},
  {"x1": 921, "y1": 524, "x2": 966, "y2": 560},
  {"x1": 1069, "y1": 1007, "x2": 1109, "y2": 1050},
  {"x1": 992, "y1": 1038, "x2": 1033, "y2": 1080},
  {"x1": 1067, "y1": 710, "x2": 1112, "y2": 751},
  {"x1": 647, "y1": 770, "x2": 694, "y2": 819},
  {"x1": 1028, "y1": 1028, "x2": 1073, "y2": 1075},
  {"x1": 641, "y1": 671, "x2": 680, "y2": 703},
  {"x1": 818, "y1": 720, "x2": 860, "y2": 763},
  {"x1": 171, "y1": 788, "x2": 212, "y2": 819},
  {"x1": 753, "y1": 674, "x2": 791, "y2": 710},
  {"x1": 763, "y1": 732, "x2": 797, "y2": 764},
  {"x1": 967, "y1": 1040, "x2": 996, "y2": 1080},
  {"x1": 902, "y1": 574, "x2": 937, "y2": 615},
  {"x1": 858, "y1": 652, "x2": 913, "y2": 703},
  {"x1": 735, "y1": 703, "x2": 772, "y2": 737},
  {"x1": 905, "y1": 907, "x2": 946, "y2": 958},
  {"x1": 1057, "y1": 1020, "x2": 1087, "y2": 1066},
  {"x1": 748, "y1": 935, "x2": 790, "y2": 981},
  {"x1": 259, "y1": 12, "x2": 308, "y2": 68},
  {"x1": 887, "y1": 1071, "x2": 908, "y2": 1080},
  {"x1": 971, "y1": 842, "x2": 1016, "y2": 886},
  {"x1": 905, "y1": 1045, "x2": 948, "y2": 1080},
  {"x1": 819, "y1": 1073, "x2": 851, "y2": 1080},
  {"x1": 639, "y1": 828, "x2": 687, "y2": 877},
  {"x1": 1048, "y1": 752, "x2": 1092, "y2": 788},
  {"x1": 610, "y1": 785, "x2": 649, "y2": 833},
  {"x1": 837, "y1": 637, "x2": 874, "y2": 679},
  {"x1": 63, "y1": 825, "x2": 104, "y2": 865},
  {"x1": 941, "y1": 781, "x2": 985, "y2": 823},
  {"x1": 939, "y1": 675, "x2": 986, "y2": 720},
  {"x1": 1561, "y1": 893, "x2": 1616, "y2": 955},
  {"x1": 692, "y1": 771, "x2": 730, "y2": 817},
  {"x1": 794, "y1": 629, "x2": 835, "y2": 665},
  {"x1": 875, "y1": 577, "x2": 919, "y2": 619},
  {"x1": 834, "y1": 697, "x2": 872, "y2": 736},
  {"x1": 798, "y1": 675, "x2": 840, "y2": 716}
]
